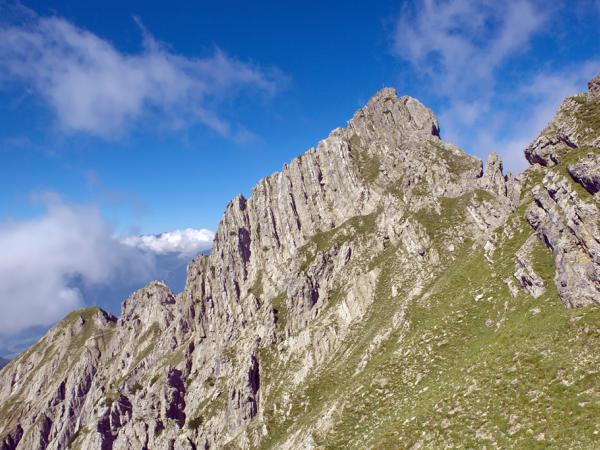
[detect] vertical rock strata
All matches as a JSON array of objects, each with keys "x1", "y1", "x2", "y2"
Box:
[
  {"x1": 0, "y1": 76, "x2": 599, "y2": 449},
  {"x1": 524, "y1": 77, "x2": 600, "y2": 307}
]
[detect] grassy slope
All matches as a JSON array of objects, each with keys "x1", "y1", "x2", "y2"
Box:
[
  {"x1": 179, "y1": 104, "x2": 600, "y2": 446},
  {"x1": 365, "y1": 236, "x2": 600, "y2": 449},
  {"x1": 260, "y1": 226, "x2": 600, "y2": 448},
  {"x1": 252, "y1": 161, "x2": 600, "y2": 448}
]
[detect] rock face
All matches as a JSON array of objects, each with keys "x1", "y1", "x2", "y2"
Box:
[
  {"x1": 1, "y1": 76, "x2": 600, "y2": 449},
  {"x1": 0, "y1": 308, "x2": 116, "y2": 450},
  {"x1": 525, "y1": 172, "x2": 600, "y2": 307},
  {"x1": 514, "y1": 235, "x2": 546, "y2": 299},
  {"x1": 568, "y1": 152, "x2": 600, "y2": 194},
  {"x1": 525, "y1": 81, "x2": 600, "y2": 166},
  {"x1": 523, "y1": 79, "x2": 600, "y2": 307}
]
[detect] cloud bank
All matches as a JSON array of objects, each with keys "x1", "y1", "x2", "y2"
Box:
[
  {"x1": 0, "y1": 197, "x2": 214, "y2": 336},
  {"x1": 0, "y1": 200, "x2": 157, "y2": 334},
  {"x1": 393, "y1": 0, "x2": 600, "y2": 171},
  {"x1": 122, "y1": 228, "x2": 214, "y2": 257},
  {"x1": 0, "y1": 8, "x2": 284, "y2": 139}
]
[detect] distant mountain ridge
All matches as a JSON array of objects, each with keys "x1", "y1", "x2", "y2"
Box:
[
  {"x1": 0, "y1": 248, "x2": 211, "y2": 360},
  {"x1": 1, "y1": 74, "x2": 600, "y2": 449}
]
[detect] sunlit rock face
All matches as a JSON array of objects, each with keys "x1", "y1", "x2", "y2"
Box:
[{"x1": 1, "y1": 75, "x2": 600, "y2": 449}]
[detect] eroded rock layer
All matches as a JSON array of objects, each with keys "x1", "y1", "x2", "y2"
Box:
[{"x1": 1, "y1": 76, "x2": 600, "y2": 449}]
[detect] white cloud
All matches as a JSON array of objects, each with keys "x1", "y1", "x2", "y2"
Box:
[
  {"x1": 122, "y1": 228, "x2": 214, "y2": 257},
  {"x1": 0, "y1": 196, "x2": 216, "y2": 335},
  {"x1": 0, "y1": 9, "x2": 284, "y2": 138},
  {"x1": 0, "y1": 199, "x2": 155, "y2": 334},
  {"x1": 394, "y1": 0, "x2": 545, "y2": 98},
  {"x1": 392, "y1": 0, "x2": 596, "y2": 171}
]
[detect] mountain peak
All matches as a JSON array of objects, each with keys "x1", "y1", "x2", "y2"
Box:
[
  {"x1": 352, "y1": 87, "x2": 440, "y2": 139},
  {"x1": 2, "y1": 77, "x2": 600, "y2": 449},
  {"x1": 365, "y1": 86, "x2": 398, "y2": 105}
]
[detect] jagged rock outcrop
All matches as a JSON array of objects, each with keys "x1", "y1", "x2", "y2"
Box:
[
  {"x1": 523, "y1": 78, "x2": 600, "y2": 307},
  {"x1": 513, "y1": 235, "x2": 546, "y2": 298},
  {"x1": 1, "y1": 75, "x2": 600, "y2": 449},
  {"x1": 525, "y1": 173, "x2": 600, "y2": 307},
  {"x1": 525, "y1": 77, "x2": 600, "y2": 166},
  {"x1": 568, "y1": 152, "x2": 600, "y2": 194},
  {"x1": 0, "y1": 308, "x2": 116, "y2": 450}
]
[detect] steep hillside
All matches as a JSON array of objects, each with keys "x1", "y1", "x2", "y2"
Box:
[{"x1": 1, "y1": 75, "x2": 599, "y2": 450}]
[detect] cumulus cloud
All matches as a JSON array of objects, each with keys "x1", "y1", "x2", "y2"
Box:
[
  {"x1": 122, "y1": 228, "x2": 215, "y2": 257},
  {"x1": 393, "y1": 0, "x2": 599, "y2": 171},
  {"x1": 0, "y1": 199, "x2": 155, "y2": 334},
  {"x1": 0, "y1": 7, "x2": 284, "y2": 138}
]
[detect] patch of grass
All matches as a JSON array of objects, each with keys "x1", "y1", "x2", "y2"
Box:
[
  {"x1": 0, "y1": 396, "x2": 19, "y2": 429},
  {"x1": 473, "y1": 188, "x2": 495, "y2": 202},
  {"x1": 187, "y1": 415, "x2": 203, "y2": 430},
  {"x1": 298, "y1": 212, "x2": 378, "y2": 272},
  {"x1": 163, "y1": 348, "x2": 185, "y2": 368},
  {"x1": 56, "y1": 309, "x2": 117, "y2": 376},
  {"x1": 432, "y1": 141, "x2": 481, "y2": 175},
  {"x1": 131, "y1": 322, "x2": 160, "y2": 369},
  {"x1": 222, "y1": 345, "x2": 237, "y2": 363},
  {"x1": 572, "y1": 94, "x2": 587, "y2": 105},
  {"x1": 62, "y1": 306, "x2": 103, "y2": 323},
  {"x1": 131, "y1": 382, "x2": 143, "y2": 395},
  {"x1": 65, "y1": 426, "x2": 88, "y2": 450},
  {"x1": 202, "y1": 387, "x2": 228, "y2": 421},
  {"x1": 575, "y1": 97, "x2": 600, "y2": 140},
  {"x1": 348, "y1": 133, "x2": 380, "y2": 184},
  {"x1": 412, "y1": 192, "x2": 473, "y2": 249},
  {"x1": 324, "y1": 285, "x2": 346, "y2": 310},
  {"x1": 204, "y1": 375, "x2": 216, "y2": 388},
  {"x1": 271, "y1": 292, "x2": 288, "y2": 331},
  {"x1": 103, "y1": 391, "x2": 119, "y2": 408},
  {"x1": 530, "y1": 238, "x2": 556, "y2": 283},
  {"x1": 187, "y1": 377, "x2": 228, "y2": 429},
  {"x1": 560, "y1": 145, "x2": 600, "y2": 166}
]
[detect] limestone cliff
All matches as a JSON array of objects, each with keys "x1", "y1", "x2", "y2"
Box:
[
  {"x1": 1, "y1": 76, "x2": 599, "y2": 449},
  {"x1": 524, "y1": 76, "x2": 600, "y2": 306}
]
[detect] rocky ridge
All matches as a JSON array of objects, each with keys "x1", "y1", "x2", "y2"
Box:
[
  {"x1": 524, "y1": 76, "x2": 600, "y2": 307},
  {"x1": 0, "y1": 76, "x2": 599, "y2": 449}
]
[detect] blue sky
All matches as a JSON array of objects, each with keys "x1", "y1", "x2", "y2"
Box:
[
  {"x1": 1, "y1": 1, "x2": 600, "y2": 233},
  {"x1": 0, "y1": 0, "x2": 599, "y2": 340},
  {"x1": 0, "y1": 0, "x2": 408, "y2": 234}
]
